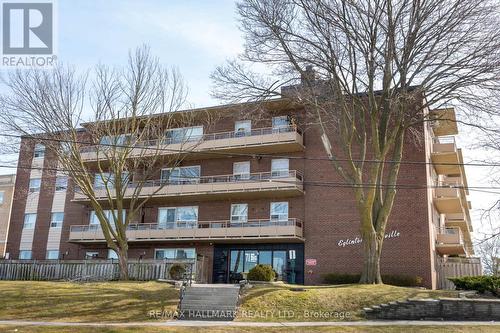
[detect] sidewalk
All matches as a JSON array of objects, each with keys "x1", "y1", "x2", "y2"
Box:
[{"x1": 0, "y1": 320, "x2": 498, "y2": 327}]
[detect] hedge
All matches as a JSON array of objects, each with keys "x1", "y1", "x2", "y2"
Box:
[
  {"x1": 448, "y1": 276, "x2": 499, "y2": 296},
  {"x1": 322, "y1": 273, "x2": 423, "y2": 287}
]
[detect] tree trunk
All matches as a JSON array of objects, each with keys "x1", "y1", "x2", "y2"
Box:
[
  {"x1": 359, "y1": 228, "x2": 383, "y2": 284},
  {"x1": 117, "y1": 248, "x2": 129, "y2": 280}
]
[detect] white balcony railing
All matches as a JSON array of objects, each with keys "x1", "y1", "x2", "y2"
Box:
[
  {"x1": 80, "y1": 125, "x2": 301, "y2": 154},
  {"x1": 73, "y1": 170, "x2": 303, "y2": 201},
  {"x1": 69, "y1": 218, "x2": 304, "y2": 241}
]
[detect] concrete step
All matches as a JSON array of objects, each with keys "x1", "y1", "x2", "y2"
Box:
[{"x1": 178, "y1": 284, "x2": 241, "y2": 321}]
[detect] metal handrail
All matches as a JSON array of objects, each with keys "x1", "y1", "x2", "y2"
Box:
[
  {"x1": 437, "y1": 227, "x2": 464, "y2": 244},
  {"x1": 70, "y1": 218, "x2": 302, "y2": 233},
  {"x1": 80, "y1": 125, "x2": 301, "y2": 153},
  {"x1": 433, "y1": 136, "x2": 456, "y2": 145},
  {"x1": 75, "y1": 170, "x2": 303, "y2": 193}
]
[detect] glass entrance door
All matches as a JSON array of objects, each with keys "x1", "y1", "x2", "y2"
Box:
[{"x1": 228, "y1": 249, "x2": 290, "y2": 283}]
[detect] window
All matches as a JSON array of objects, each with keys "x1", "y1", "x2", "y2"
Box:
[
  {"x1": 23, "y1": 213, "x2": 36, "y2": 229},
  {"x1": 155, "y1": 248, "x2": 196, "y2": 260},
  {"x1": 55, "y1": 177, "x2": 68, "y2": 191},
  {"x1": 158, "y1": 206, "x2": 198, "y2": 229},
  {"x1": 165, "y1": 126, "x2": 203, "y2": 144},
  {"x1": 85, "y1": 251, "x2": 99, "y2": 259},
  {"x1": 29, "y1": 178, "x2": 41, "y2": 192},
  {"x1": 100, "y1": 134, "x2": 132, "y2": 147},
  {"x1": 93, "y1": 172, "x2": 130, "y2": 189},
  {"x1": 270, "y1": 202, "x2": 289, "y2": 221},
  {"x1": 271, "y1": 159, "x2": 289, "y2": 178},
  {"x1": 233, "y1": 162, "x2": 250, "y2": 180},
  {"x1": 235, "y1": 120, "x2": 251, "y2": 137},
  {"x1": 33, "y1": 144, "x2": 45, "y2": 158},
  {"x1": 108, "y1": 249, "x2": 118, "y2": 259},
  {"x1": 89, "y1": 210, "x2": 126, "y2": 230},
  {"x1": 50, "y1": 212, "x2": 64, "y2": 228},
  {"x1": 272, "y1": 116, "x2": 290, "y2": 131},
  {"x1": 19, "y1": 250, "x2": 32, "y2": 260},
  {"x1": 231, "y1": 204, "x2": 248, "y2": 223},
  {"x1": 46, "y1": 250, "x2": 59, "y2": 260},
  {"x1": 0, "y1": 191, "x2": 4, "y2": 204},
  {"x1": 161, "y1": 166, "x2": 200, "y2": 184}
]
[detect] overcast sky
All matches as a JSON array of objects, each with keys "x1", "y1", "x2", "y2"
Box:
[{"x1": 0, "y1": 0, "x2": 496, "y2": 240}]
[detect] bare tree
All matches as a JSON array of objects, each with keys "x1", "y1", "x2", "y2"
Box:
[
  {"x1": 476, "y1": 234, "x2": 500, "y2": 276},
  {"x1": 211, "y1": 0, "x2": 500, "y2": 283},
  {"x1": 0, "y1": 46, "x2": 213, "y2": 279}
]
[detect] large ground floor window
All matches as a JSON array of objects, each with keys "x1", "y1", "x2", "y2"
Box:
[
  {"x1": 213, "y1": 244, "x2": 304, "y2": 284},
  {"x1": 154, "y1": 248, "x2": 196, "y2": 260}
]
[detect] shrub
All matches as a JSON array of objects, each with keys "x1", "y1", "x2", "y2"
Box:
[
  {"x1": 322, "y1": 273, "x2": 423, "y2": 287},
  {"x1": 382, "y1": 274, "x2": 424, "y2": 287},
  {"x1": 247, "y1": 264, "x2": 276, "y2": 281},
  {"x1": 449, "y1": 276, "x2": 500, "y2": 296},
  {"x1": 322, "y1": 273, "x2": 361, "y2": 284},
  {"x1": 169, "y1": 264, "x2": 186, "y2": 280}
]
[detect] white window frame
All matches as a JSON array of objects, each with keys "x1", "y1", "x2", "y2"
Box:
[
  {"x1": 233, "y1": 161, "x2": 251, "y2": 180},
  {"x1": 50, "y1": 212, "x2": 64, "y2": 228},
  {"x1": 158, "y1": 206, "x2": 198, "y2": 229},
  {"x1": 161, "y1": 166, "x2": 200, "y2": 184},
  {"x1": 154, "y1": 248, "x2": 196, "y2": 260},
  {"x1": 165, "y1": 126, "x2": 204, "y2": 144},
  {"x1": 272, "y1": 116, "x2": 290, "y2": 130},
  {"x1": 55, "y1": 176, "x2": 68, "y2": 191},
  {"x1": 235, "y1": 120, "x2": 252, "y2": 136},
  {"x1": 85, "y1": 251, "x2": 99, "y2": 259},
  {"x1": 29, "y1": 178, "x2": 41, "y2": 193},
  {"x1": 23, "y1": 213, "x2": 36, "y2": 229},
  {"x1": 231, "y1": 203, "x2": 248, "y2": 223},
  {"x1": 33, "y1": 144, "x2": 45, "y2": 158},
  {"x1": 89, "y1": 210, "x2": 126, "y2": 230},
  {"x1": 46, "y1": 250, "x2": 59, "y2": 260},
  {"x1": 108, "y1": 249, "x2": 119, "y2": 259},
  {"x1": 271, "y1": 159, "x2": 290, "y2": 178},
  {"x1": 19, "y1": 250, "x2": 32, "y2": 260},
  {"x1": 270, "y1": 202, "x2": 289, "y2": 221}
]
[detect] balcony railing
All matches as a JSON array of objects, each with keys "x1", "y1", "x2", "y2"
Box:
[
  {"x1": 69, "y1": 218, "x2": 304, "y2": 242},
  {"x1": 436, "y1": 227, "x2": 467, "y2": 256},
  {"x1": 80, "y1": 125, "x2": 303, "y2": 154},
  {"x1": 73, "y1": 170, "x2": 303, "y2": 201}
]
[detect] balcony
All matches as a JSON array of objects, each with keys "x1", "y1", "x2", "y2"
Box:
[
  {"x1": 436, "y1": 227, "x2": 467, "y2": 256},
  {"x1": 431, "y1": 136, "x2": 463, "y2": 175},
  {"x1": 73, "y1": 171, "x2": 304, "y2": 202},
  {"x1": 80, "y1": 126, "x2": 304, "y2": 161},
  {"x1": 433, "y1": 186, "x2": 468, "y2": 215},
  {"x1": 430, "y1": 108, "x2": 458, "y2": 137},
  {"x1": 68, "y1": 218, "x2": 304, "y2": 243}
]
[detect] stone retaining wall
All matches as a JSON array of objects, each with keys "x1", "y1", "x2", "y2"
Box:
[{"x1": 364, "y1": 298, "x2": 500, "y2": 320}]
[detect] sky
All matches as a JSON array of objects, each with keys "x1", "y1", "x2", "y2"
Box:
[{"x1": 0, "y1": 0, "x2": 497, "y2": 240}]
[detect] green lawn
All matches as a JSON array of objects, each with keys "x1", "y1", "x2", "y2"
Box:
[
  {"x1": 237, "y1": 283, "x2": 458, "y2": 321},
  {"x1": 0, "y1": 281, "x2": 179, "y2": 322},
  {"x1": 0, "y1": 281, "x2": 458, "y2": 323},
  {"x1": 0, "y1": 326, "x2": 498, "y2": 333}
]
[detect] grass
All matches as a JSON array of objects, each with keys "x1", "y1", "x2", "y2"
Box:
[
  {"x1": 0, "y1": 326, "x2": 498, "y2": 333},
  {"x1": 0, "y1": 281, "x2": 179, "y2": 323},
  {"x1": 0, "y1": 281, "x2": 459, "y2": 324},
  {"x1": 237, "y1": 283, "x2": 458, "y2": 321}
]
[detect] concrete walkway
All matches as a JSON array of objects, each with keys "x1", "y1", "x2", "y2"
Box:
[{"x1": 0, "y1": 320, "x2": 498, "y2": 327}]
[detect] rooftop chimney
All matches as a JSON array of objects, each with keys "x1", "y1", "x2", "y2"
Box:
[{"x1": 301, "y1": 65, "x2": 316, "y2": 84}]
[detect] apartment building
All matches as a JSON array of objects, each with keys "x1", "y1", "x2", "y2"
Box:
[
  {"x1": 0, "y1": 174, "x2": 15, "y2": 258},
  {"x1": 5, "y1": 93, "x2": 476, "y2": 288}
]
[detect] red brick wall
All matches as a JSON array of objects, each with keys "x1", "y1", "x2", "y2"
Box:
[{"x1": 6, "y1": 107, "x2": 435, "y2": 288}]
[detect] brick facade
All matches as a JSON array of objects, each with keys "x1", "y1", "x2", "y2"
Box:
[{"x1": 5, "y1": 100, "x2": 469, "y2": 289}]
